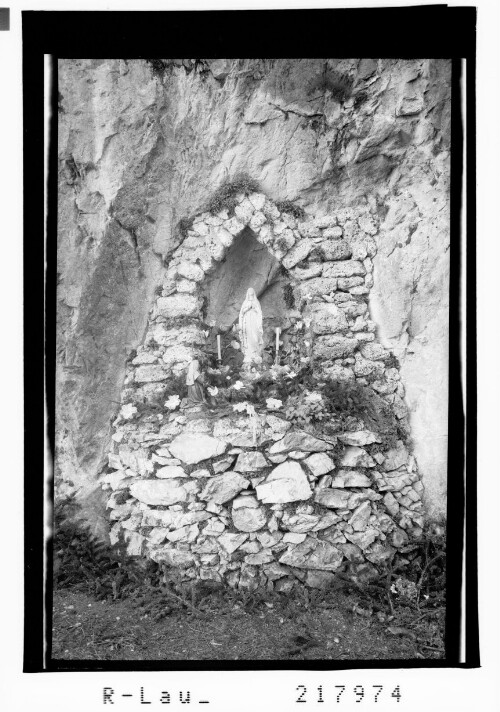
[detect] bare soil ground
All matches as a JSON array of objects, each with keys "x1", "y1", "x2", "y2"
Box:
[{"x1": 52, "y1": 588, "x2": 444, "y2": 662}]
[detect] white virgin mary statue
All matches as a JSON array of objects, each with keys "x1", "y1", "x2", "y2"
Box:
[{"x1": 238, "y1": 288, "x2": 264, "y2": 366}]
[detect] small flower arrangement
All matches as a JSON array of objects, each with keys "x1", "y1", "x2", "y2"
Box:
[
  {"x1": 232, "y1": 401, "x2": 256, "y2": 416},
  {"x1": 284, "y1": 389, "x2": 327, "y2": 427},
  {"x1": 305, "y1": 391, "x2": 322, "y2": 403},
  {"x1": 120, "y1": 403, "x2": 137, "y2": 420},
  {"x1": 165, "y1": 394, "x2": 180, "y2": 411},
  {"x1": 390, "y1": 577, "x2": 419, "y2": 604},
  {"x1": 270, "y1": 364, "x2": 292, "y2": 381}
]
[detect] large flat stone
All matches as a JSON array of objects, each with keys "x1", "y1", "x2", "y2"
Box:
[
  {"x1": 268, "y1": 430, "x2": 332, "y2": 454},
  {"x1": 314, "y1": 488, "x2": 371, "y2": 510},
  {"x1": 213, "y1": 417, "x2": 268, "y2": 447},
  {"x1": 155, "y1": 465, "x2": 187, "y2": 479},
  {"x1": 176, "y1": 510, "x2": 212, "y2": 528},
  {"x1": 306, "y1": 303, "x2": 349, "y2": 335},
  {"x1": 338, "y1": 430, "x2": 381, "y2": 446},
  {"x1": 314, "y1": 488, "x2": 351, "y2": 509},
  {"x1": 297, "y1": 221, "x2": 320, "y2": 238},
  {"x1": 248, "y1": 192, "x2": 266, "y2": 211},
  {"x1": 340, "y1": 446, "x2": 376, "y2": 468},
  {"x1": 345, "y1": 529, "x2": 378, "y2": 550},
  {"x1": 383, "y1": 440, "x2": 409, "y2": 471},
  {"x1": 360, "y1": 342, "x2": 388, "y2": 361},
  {"x1": 281, "y1": 511, "x2": 321, "y2": 533},
  {"x1": 232, "y1": 494, "x2": 260, "y2": 509},
  {"x1": 177, "y1": 261, "x2": 204, "y2": 282},
  {"x1": 256, "y1": 531, "x2": 282, "y2": 548},
  {"x1": 323, "y1": 260, "x2": 366, "y2": 278},
  {"x1": 378, "y1": 473, "x2": 412, "y2": 491},
  {"x1": 337, "y1": 276, "x2": 365, "y2": 290},
  {"x1": 147, "y1": 527, "x2": 170, "y2": 546},
  {"x1": 244, "y1": 550, "x2": 275, "y2": 565},
  {"x1": 232, "y1": 506, "x2": 267, "y2": 532},
  {"x1": 134, "y1": 365, "x2": 168, "y2": 383},
  {"x1": 265, "y1": 415, "x2": 292, "y2": 434},
  {"x1": 320, "y1": 240, "x2": 352, "y2": 261},
  {"x1": 132, "y1": 352, "x2": 157, "y2": 365},
  {"x1": 224, "y1": 216, "x2": 245, "y2": 235},
  {"x1": 233, "y1": 451, "x2": 268, "y2": 472},
  {"x1": 218, "y1": 532, "x2": 249, "y2": 554},
  {"x1": 130, "y1": 479, "x2": 187, "y2": 506},
  {"x1": 234, "y1": 198, "x2": 255, "y2": 224},
  {"x1": 256, "y1": 461, "x2": 312, "y2": 504},
  {"x1": 348, "y1": 501, "x2": 372, "y2": 531},
  {"x1": 296, "y1": 277, "x2": 338, "y2": 299},
  {"x1": 142, "y1": 509, "x2": 176, "y2": 527},
  {"x1": 279, "y1": 538, "x2": 344, "y2": 571},
  {"x1": 199, "y1": 471, "x2": 250, "y2": 504},
  {"x1": 313, "y1": 335, "x2": 358, "y2": 359},
  {"x1": 169, "y1": 433, "x2": 227, "y2": 464},
  {"x1": 313, "y1": 511, "x2": 342, "y2": 530},
  {"x1": 162, "y1": 344, "x2": 194, "y2": 367},
  {"x1": 365, "y1": 542, "x2": 395, "y2": 565},
  {"x1": 149, "y1": 324, "x2": 204, "y2": 348},
  {"x1": 240, "y1": 540, "x2": 261, "y2": 554},
  {"x1": 156, "y1": 294, "x2": 199, "y2": 318},
  {"x1": 304, "y1": 452, "x2": 335, "y2": 477},
  {"x1": 291, "y1": 264, "x2": 323, "y2": 281},
  {"x1": 212, "y1": 418, "x2": 243, "y2": 440},
  {"x1": 212, "y1": 455, "x2": 235, "y2": 473},
  {"x1": 153, "y1": 548, "x2": 195, "y2": 567},
  {"x1": 330, "y1": 469, "x2": 372, "y2": 487},
  {"x1": 282, "y1": 238, "x2": 315, "y2": 269},
  {"x1": 262, "y1": 562, "x2": 289, "y2": 580},
  {"x1": 166, "y1": 523, "x2": 199, "y2": 543},
  {"x1": 383, "y1": 491, "x2": 400, "y2": 516}
]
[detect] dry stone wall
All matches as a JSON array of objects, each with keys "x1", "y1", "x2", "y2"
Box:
[{"x1": 101, "y1": 195, "x2": 424, "y2": 590}]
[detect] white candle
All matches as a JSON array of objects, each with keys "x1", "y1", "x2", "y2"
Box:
[
  {"x1": 217, "y1": 335, "x2": 221, "y2": 360},
  {"x1": 275, "y1": 327, "x2": 280, "y2": 363}
]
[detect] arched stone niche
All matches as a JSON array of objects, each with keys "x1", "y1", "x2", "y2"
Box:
[
  {"x1": 201, "y1": 226, "x2": 294, "y2": 333},
  {"x1": 102, "y1": 189, "x2": 426, "y2": 592}
]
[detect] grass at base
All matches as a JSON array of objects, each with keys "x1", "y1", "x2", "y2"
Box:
[{"x1": 52, "y1": 587, "x2": 444, "y2": 662}]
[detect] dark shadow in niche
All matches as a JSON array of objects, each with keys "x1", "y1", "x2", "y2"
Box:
[{"x1": 201, "y1": 226, "x2": 297, "y2": 335}]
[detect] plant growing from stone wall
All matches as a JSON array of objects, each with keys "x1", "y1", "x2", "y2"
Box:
[{"x1": 205, "y1": 174, "x2": 261, "y2": 215}]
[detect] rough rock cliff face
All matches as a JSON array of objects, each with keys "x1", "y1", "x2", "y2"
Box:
[{"x1": 57, "y1": 58, "x2": 450, "y2": 532}]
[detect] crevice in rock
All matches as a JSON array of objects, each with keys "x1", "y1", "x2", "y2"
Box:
[
  {"x1": 112, "y1": 217, "x2": 142, "y2": 267},
  {"x1": 269, "y1": 101, "x2": 325, "y2": 121}
]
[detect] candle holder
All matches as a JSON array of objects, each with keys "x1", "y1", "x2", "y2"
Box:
[{"x1": 275, "y1": 327, "x2": 281, "y2": 366}]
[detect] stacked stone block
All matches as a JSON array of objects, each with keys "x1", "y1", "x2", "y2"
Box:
[{"x1": 102, "y1": 192, "x2": 425, "y2": 590}]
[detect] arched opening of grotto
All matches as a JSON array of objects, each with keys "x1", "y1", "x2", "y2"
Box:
[
  {"x1": 102, "y1": 189, "x2": 425, "y2": 592},
  {"x1": 202, "y1": 226, "x2": 294, "y2": 332}
]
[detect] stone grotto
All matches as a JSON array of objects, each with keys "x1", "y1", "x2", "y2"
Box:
[{"x1": 101, "y1": 191, "x2": 425, "y2": 591}]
